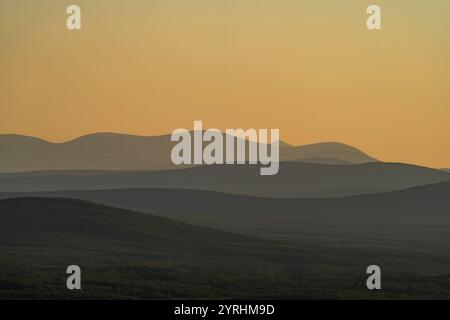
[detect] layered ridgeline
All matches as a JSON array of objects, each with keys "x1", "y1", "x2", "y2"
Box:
[
  {"x1": 2, "y1": 181, "x2": 450, "y2": 242},
  {"x1": 1, "y1": 132, "x2": 449, "y2": 197},
  {"x1": 0, "y1": 132, "x2": 377, "y2": 172},
  {"x1": 0, "y1": 162, "x2": 449, "y2": 197}
]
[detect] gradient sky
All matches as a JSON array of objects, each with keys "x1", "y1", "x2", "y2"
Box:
[{"x1": 1, "y1": 0, "x2": 450, "y2": 167}]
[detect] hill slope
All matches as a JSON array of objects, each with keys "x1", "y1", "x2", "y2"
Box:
[
  {"x1": 0, "y1": 197, "x2": 312, "y2": 299},
  {"x1": 2, "y1": 197, "x2": 450, "y2": 299}
]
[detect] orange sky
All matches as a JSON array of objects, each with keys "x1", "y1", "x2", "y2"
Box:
[{"x1": 1, "y1": 0, "x2": 450, "y2": 167}]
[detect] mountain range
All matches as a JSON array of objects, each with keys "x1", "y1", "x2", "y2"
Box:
[
  {"x1": 2, "y1": 131, "x2": 450, "y2": 299},
  {"x1": 0, "y1": 132, "x2": 377, "y2": 172}
]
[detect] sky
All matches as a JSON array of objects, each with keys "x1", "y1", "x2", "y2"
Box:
[{"x1": 1, "y1": 0, "x2": 450, "y2": 167}]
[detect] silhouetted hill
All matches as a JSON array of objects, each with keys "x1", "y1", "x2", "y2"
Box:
[
  {"x1": 2, "y1": 180, "x2": 450, "y2": 244},
  {"x1": 0, "y1": 197, "x2": 258, "y2": 247},
  {"x1": 0, "y1": 182, "x2": 450, "y2": 249},
  {"x1": 290, "y1": 157, "x2": 353, "y2": 165},
  {"x1": 0, "y1": 132, "x2": 377, "y2": 172},
  {"x1": 280, "y1": 141, "x2": 378, "y2": 163},
  {"x1": 1, "y1": 162, "x2": 449, "y2": 197},
  {"x1": 0, "y1": 197, "x2": 316, "y2": 298},
  {"x1": 0, "y1": 133, "x2": 179, "y2": 172},
  {"x1": 3, "y1": 179, "x2": 448, "y2": 219}
]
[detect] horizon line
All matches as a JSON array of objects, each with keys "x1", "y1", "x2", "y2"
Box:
[{"x1": 0, "y1": 131, "x2": 356, "y2": 149}]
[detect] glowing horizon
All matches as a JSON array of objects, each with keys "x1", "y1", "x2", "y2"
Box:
[{"x1": 1, "y1": 0, "x2": 450, "y2": 168}]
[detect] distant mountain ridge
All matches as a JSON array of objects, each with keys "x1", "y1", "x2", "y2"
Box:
[
  {"x1": 280, "y1": 141, "x2": 378, "y2": 164},
  {"x1": 0, "y1": 162, "x2": 449, "y2": 197},
  {"x1": 0, "y1": 132, "x2": 377, "y2": 172}
]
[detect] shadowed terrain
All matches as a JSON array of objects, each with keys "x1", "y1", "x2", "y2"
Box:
[
  {"x1": 1, "y1": 162, "x2": 449, "y2": 197},
  {"x1": 2, "y1": 181, "x2": 450, "y2": 246},
  {"x1": 1, "y1": 197, "x2": 450, "y2": 299},
  {"x1": 2, "y1": 133, "x2": 449, "y2": 299}
]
